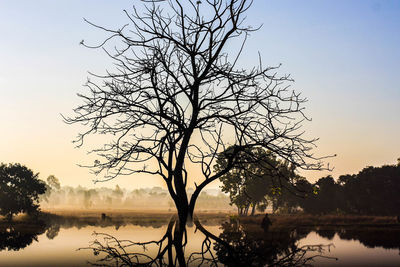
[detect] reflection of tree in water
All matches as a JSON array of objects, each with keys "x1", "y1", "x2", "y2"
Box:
[
  {"x1": 83, "y1": 217, "x2": 334, "y2": 267},
  {"x1": 0, "y1": 222, "x2": 50, "y2": 251},
  {"x1": 0, "y1": 216, "x2": 62, "y2": 251},
  {"x1": 208, "y1": 219, "x2": 334, "y2": 267},
  {"x1": 3, "y1": 213, "x2": 400, "y2": 264},
  {"x1": 0, "y1": 213, "x2": 175, "y2": 253},
  {"x1": 81, "y1": 217, "x2": 180, "y2": 266},
  {"x1": 316, "y1": 227, "x2": 400, "y2": 252},
  {"x1": 339, "y1": 228, "x2": 400, "y2": 251},
  {"x1": 46, "y1": 224, "x2": 61, "y2": 240},
  {"x1": 315, "y1": 228, "x2": 336, "y2": 240}
]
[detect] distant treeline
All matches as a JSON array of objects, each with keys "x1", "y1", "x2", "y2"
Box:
[
  {"x1": 40, "y1": 161, "x2": 400, "y2": 215},
  {"x1": 274, "y1": 162, "x2": 400, "y2": 216},
  {"x1": 40, "y1": 179, "x2": 232, "y2": 211}
]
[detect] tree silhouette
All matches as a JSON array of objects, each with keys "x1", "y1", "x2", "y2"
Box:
[
  {"x1": 47, "y1": 175, "x2": 61, "y2": 190},
  {"x1": 41, "y1": 175, "x2": 61, "y2": 204},
  {"x1": 293, "y1": 161, "x2": 400, "y2": 215},
  {"x1": 216, "y1": 147, "x2": 280, "y2": 215},
  {"x1": 340, "y1": 164, "x2": 400, "y2": 215},
  {"x1": 66, "y1": 0, "x2": 324, "y2": 225},
  {"x1": 0, "y1": 163, "x2": 47, "y2": 220},
  {"x1": 302, "y1": 176, "x2": 341, "y2": 214},
  {"x1": 216, "y1": 147, "x2": 313, "y2": 215}
]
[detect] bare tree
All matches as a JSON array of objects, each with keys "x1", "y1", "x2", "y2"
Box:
[{"x1": 65, "y1": 0, "x2": 325, "y2": 225}]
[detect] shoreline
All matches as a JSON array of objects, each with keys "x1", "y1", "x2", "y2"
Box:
[{"x1": 1, "y1": 211, "x2": 400, "y2": 229}]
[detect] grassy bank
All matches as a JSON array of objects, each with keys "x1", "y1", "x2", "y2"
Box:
[
  {"x1": 0, "y1": 209, "x2": 232, "y2": 229},
  {"x1": 2, "y1": 211, "x2": 399, "y2": 229}
]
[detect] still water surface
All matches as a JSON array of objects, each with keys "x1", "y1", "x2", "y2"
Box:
[{"x1": 0, "y1": 215, "x2": 399, "y2": 266}]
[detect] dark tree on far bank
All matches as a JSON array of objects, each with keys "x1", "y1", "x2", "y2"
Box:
[
  {"x1": 0, "y1": 163, "x2": 47, "y2": 220},
  {"x1": 65, "y1": 0, "x2": 324, "y2": 227},
  {"x1": 215, "y1": 147, "x2": 304, "y2": 215},
  {"x1": 338, "y1": 164, "x2": 400, "y2": 215},
  {"x1": 293, "y1": 161, "x2": 400, "y2": 216}
]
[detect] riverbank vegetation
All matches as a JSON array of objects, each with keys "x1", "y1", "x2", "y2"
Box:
[
  {"x1": 2, "y1": 211, "x2": 399, "y2": 229},
  {"x1": 218, "y1": 157, "x2": 400, "y2": 217},
  {"x1": 0, "y1": 163, "x2": 47, "y2": 220}
]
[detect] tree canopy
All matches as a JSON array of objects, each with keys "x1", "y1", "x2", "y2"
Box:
[
  {"x1": 270, "y1": 161, "x2": 400, "y2": 215},
  {"x1": 216, "y1": 147, "x2": 285, "y2": 215},
  {"x1": 215, "y1": 146, "x2": 312, "y2": 215},
  {"x1": 0, "y1": 163, "x2": 47, "y2": 220},
  {"x1": 66, "y1": 0, "x2": 324, "y2": 224}
]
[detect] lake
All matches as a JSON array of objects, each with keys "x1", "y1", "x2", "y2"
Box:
[{"x1": 1, "y1": 213, "x2": 400, "y2": 266}]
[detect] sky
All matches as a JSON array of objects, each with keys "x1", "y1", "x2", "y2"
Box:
[{"x1": 0, "y1": 0, "x2": 399, "y2": 190}]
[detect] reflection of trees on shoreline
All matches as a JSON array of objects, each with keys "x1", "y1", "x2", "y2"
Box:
[
  {"x1": 84, "y1": 217, "x2": 335, "y2": 267},
  {"x1": 315, "y1": 227, "x2": 400, "y2": 252},
  {"x1": 2, "y1": 214, "x2": 400, "y2": 263},
  {"x1": 201, "y1": 219, "x2": 335, "y2": 267},
  {"x1": 81, "y1": 216, "x2": 191, "y2": 266},
  {"x1": 340, "y1": 228, "x2": 400, "y2": 250},
  {"x1": 0, "y1": 213, "x2": 171, "y2": 253},
  {"x1": 0, "y1": 222, "x2": 50, "y2": 251},
  {"x1": 46, "y1": 224, "x2": 60, "y2": 240},
  {"x1": 81, "y1": 218, "x2": 177, "y2": 266}
]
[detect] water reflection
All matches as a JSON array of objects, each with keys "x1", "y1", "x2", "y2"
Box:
[
  {"x1": 1, "y1": 214, "x2": 400, "y2": 266},
  {"x1": 0, "y1": 222, "x2": 49, "y2": 251},
  {"x1": 82, "y1": 217, "x2": 335, "y2": 266},
  {"x1": 0, "y1": 213, "x2": 167, "y2": 252},
  {"x1": 209, "y1": 219, "x2": 333, "y2": 266},
  {"x1": 315, "y1": 227, "x2": 400, "y2": 251},
  {"x1": 83, "y1": 218, "x2": 177, "y2": 266}
]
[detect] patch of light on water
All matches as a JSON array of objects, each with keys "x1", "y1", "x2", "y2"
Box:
[{"x1": 298, "y1": 231, "x2": 400, "y2": 266}]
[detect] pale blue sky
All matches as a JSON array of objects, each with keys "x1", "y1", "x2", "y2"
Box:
[{"x1": 0, "y1": 0, "x2": 399, "y2": 189}]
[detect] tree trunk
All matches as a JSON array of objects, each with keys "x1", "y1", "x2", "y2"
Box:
[
  {"x1": 251, "y1": 204, "x2": 256, "y2": 216},
  {"x1": 272, "y1": 201, "x2": 277, "y2": 214},
  {"x1": 175, "y1": 195, "x2": 189, "y2": 226},
  {"x1": 172, "y1": 167, "x2": 190, "y2": 224},
  {"x1": 173, "y1": 224, "x2": 186, "y2": 267}
]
